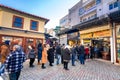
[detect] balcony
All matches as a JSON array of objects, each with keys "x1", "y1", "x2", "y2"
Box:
[
  {"x1": 83, "y1": 0, "x2": 95, "y2": 7},
  {"x1": 79, "y1": 5, "x2": 97, "y2": 17},
  {"x1": 85, "y1": 5, "x2": 97, "y2": 14}
]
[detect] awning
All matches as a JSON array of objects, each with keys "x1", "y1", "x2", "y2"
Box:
[{"x1": 109, "y1": 10, "x2": 120, "y2": 23}]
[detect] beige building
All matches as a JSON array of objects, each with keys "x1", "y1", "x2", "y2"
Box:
[{"x1": 0, "y1": 5, "x2": 49, "y2": 51}]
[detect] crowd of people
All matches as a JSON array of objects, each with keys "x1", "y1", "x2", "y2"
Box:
[{"x1": 0, "y1": 39, "x2": 108, "y2": 80}]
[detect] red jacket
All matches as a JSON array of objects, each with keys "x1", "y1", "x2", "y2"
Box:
[{"x1": 85, "y1": 47, "x2": 89, "y2": 54}]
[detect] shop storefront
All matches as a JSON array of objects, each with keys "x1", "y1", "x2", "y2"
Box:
[
  {"x1": 80, "y1": 26, "x2": 111, "y2": 60},
  {"x1": 80, "y1": 33, "x2": 93, "y2": 45},
  {"x1": 0, "y1": 28, "x2": 44, "y2": 53},
  {"x1": 1, "y1": 35, "x2": 43, "y2": 53},
  {"x1": 67, "y1": 32, "x2": 80, "y2": 46}
]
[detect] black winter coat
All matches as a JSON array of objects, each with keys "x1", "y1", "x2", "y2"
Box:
[
  {"x1": 47, "y1": 48, "x2": 54, "y2": 63},
  {"x1": 63, "y1": 48, "x2": 71, "y2": 61}
]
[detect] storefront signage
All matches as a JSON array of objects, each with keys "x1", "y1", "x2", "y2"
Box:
[
  {"x1": 80, "y1": 33, "x2": 92, "y2": 39},
  {"x1": 67, "y1": 32, "x2": 78, "y2": 39},
  {"x1": 93, "y1": 30, "x2": 110, "y2": 38}
]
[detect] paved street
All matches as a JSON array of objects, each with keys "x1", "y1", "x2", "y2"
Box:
[{"x1": 2, "y1": 59, "x2": 120, "y2": 80}]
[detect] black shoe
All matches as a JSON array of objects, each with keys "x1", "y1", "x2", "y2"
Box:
[
  {"x1": 42, "y1": 66, "x2": 46, "y2": 69},
  {"x1": 29, "y1": 65, "x2": 34, "y2": 68},
  {"x1": 72, "y1": 65, "x2": 75, "y2": 66},
  {"x1": 65, "y1": 68, "x2": 69, "y2": 70},
  {"x1": 50, "y1": 64, "x2": 53, "y2": 66}
]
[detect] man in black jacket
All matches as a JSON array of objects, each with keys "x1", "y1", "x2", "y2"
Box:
[{"x1": 56, "y1": 44, "x2": 61, "y2": 65}]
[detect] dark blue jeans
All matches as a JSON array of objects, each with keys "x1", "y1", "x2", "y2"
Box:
[
  {"x1": 9, "y1": 71, "x2": 21, "y2": 80},
  {"x1": 79, "y1": 54, "x2": 85, "y2": 64},
  {"x1": 71, "y1": 54, "x2": 75, "y2": 65}
]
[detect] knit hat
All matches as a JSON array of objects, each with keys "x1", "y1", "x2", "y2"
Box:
[{"x1": 4, "y1": 40, "x2": 10, "y2": 45}]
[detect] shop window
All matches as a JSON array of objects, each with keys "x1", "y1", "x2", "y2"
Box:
[
  {"x1": 96, "y1": 0, "x2": 101, "y2": 5},
  {"x1": 2, "y1": 36, "x2": 12, "y2": 43},
  {"x1": 30, "y1": 20, "x2": 38, "y2": 31},
  {"x1": 13, "y1": 16, "x2": 24, "y2": 28}
]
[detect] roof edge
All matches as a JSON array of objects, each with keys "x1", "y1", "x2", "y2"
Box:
[{"x1": 0, "y1": 4, "x2": 49, "y2": 24}]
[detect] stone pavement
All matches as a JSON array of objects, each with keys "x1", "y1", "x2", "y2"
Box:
[{"x1": 2, "y1": 59, "x2": 120, "y2": 80}]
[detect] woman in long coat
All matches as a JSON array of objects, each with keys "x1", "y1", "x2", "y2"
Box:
[
  {"x1": 37, "y1": 43, "x2": 42, "y2": 65},
  {"x1": 47, "y1": 46, "x2": 54, "y2": 66},
  {"x1": 41, "y1": 44, "x2": 48, "y2": 69},
  {"x1": 63, "y1": 46, "x2": 71, "y2": 70}
]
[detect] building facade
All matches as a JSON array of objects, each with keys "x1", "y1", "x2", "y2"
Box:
[
  {"x1": 59, "y1": 0, "x2": 120, "y2": 63},
  {"x1": 0, "y1": 5, "x2": 49, "y2": 52}
]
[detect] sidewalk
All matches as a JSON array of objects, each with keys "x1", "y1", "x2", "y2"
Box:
[{"x1": 2, "y1": 59, "x2": 120, "y2": 80}]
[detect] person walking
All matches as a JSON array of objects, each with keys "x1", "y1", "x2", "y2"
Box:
[
  {"x1": 79, "y1": 44, "x2": 85, "y2": 65},
  {"x1": 85, "y1": 44, "x2": 90, "y2": 60},
  {"x1": 37, "y1": 42, "x2": 43, "y2": 65},
  {"x1": 90, "y1": 45, "x2": 94, "y2": 59},
  {"x1": 28, "y1": 45, "x2": 36, "y2": 68},
  {"x1": 63, "y1": 45, "x2": 71, "y2": 70},
  {"x1": 41, "y1": 44, "x2": 48, "y2": 69},
  {"x1": 5, "y1": 40, "x2": 26, "y2": 80},
  {"x1": 0, "y1": 41, "x2": 10, "y2": 76},
  {"x1": 61, "y1": 44, "x2": 65, "y2": 64},
  {"x1": 56, "y1": 44, "x2": 61, "y2": 65},
  {"x1": 0, "y1": 41, "x2": 10, "y2": 64},
  {"x1": 47, "y1": 45, "x2": 54, "y2": 66},
  {"x1": 71, "y1": 45, "x2": 76, "y2": 66}
]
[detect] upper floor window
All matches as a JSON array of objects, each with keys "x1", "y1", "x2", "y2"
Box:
[
  {"x1": 109, "y1": 1, "x2": 118, "y2": 10},
  {"x1": 79, "y1": 8, "x2": 85, "y2": 16},
  {"x1": 109, "y1": 4, "x2": 113, "y2": 10},
  {"x1": 96, "y1": 0, "x2": 101, "y2": 5},
  {"x1": 30, "y1": 20, "x2": 38, "y2": 31},
  {"x1": 12, "y1": 16, "x2": 24, "y2": 28},
  {"x1": 114, "y1": 1, "x2": 118, "y2": 8}
]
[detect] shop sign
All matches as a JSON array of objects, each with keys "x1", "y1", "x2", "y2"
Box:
[
  {"x1": 80, "y1": 33, "x2": 92, "y2": 39},
  {"x1": 67, "y1": 32, "x2": 78, "y2": 39},
  {"x1": 93, "y1": 30, "x2": 110, "y2": 38},
  {"x1": 83, "y1": 40, "x2": 91, "y2": 43}
]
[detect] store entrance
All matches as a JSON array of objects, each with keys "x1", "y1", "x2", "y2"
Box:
[{"x1": 91, "y1": 38, "x2": 111, "y2": 60}]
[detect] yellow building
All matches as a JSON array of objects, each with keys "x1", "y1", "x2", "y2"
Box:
[{"x1": 0, "y1": 5, "x2": 49, "y2": 51}]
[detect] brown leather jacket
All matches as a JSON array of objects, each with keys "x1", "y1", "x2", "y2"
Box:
[{"x1": 0, "y1": 44, "x2": 10, "y2": 64}]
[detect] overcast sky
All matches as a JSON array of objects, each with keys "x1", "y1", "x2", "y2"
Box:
[{"x1": 0, "y1": 0, "x2": 80, "y2": 29}]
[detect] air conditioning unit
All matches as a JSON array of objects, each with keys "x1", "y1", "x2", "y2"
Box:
[{"x1": 99, "y1": 14, "x2": 108, "y2": 19}]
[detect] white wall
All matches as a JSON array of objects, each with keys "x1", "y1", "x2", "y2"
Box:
[
  {"x1": 97, "y1": 0, "x2": 119, "y2": 17},
  {"x1": 60, "y1": 34, "x2": 67, "y2": 45}
]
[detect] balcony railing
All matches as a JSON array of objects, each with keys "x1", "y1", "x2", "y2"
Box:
[
  {"x1": 83, "y1": 0, "x2": 95, "y2": 7},
  {"x1": 79, "y1": 5, "x2": 97, "y2": 16}
]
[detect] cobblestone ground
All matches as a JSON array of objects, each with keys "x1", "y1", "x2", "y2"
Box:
[{"x1": 2, "y1": 59, "x2": 120, "y2": 80}]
